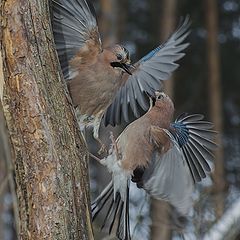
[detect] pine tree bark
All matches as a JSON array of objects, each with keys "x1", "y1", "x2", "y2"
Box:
[
  {"x1": 205, "y1": 0, "x2": 226, "y2": 219},
  {"x1": 0, "y1": 0, "x2": 94, "y2": 239}
]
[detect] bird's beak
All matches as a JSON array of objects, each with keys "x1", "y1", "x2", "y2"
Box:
[
  {"x1": 121, "y1": 63, "x2": 133, "y2": 75},
  {"x1": 110, "y1": 62, "x2": 134, "y2": 75}
]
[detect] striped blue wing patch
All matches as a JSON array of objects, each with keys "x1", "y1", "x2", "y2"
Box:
[{"x1": 170, "y1": 114, "x2": 217, "y2": 183}]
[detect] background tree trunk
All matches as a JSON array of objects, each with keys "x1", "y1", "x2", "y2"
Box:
[
  {"x1": 150, "y1": 200, "x2": 172, "y2": 240},
  {"x1": 99, "y1": 0, "x2": 119, "y2": 46},
  {"x1": 150, "y1": 1, "x2": 176, "y2": 239},
  {"x1": 160, "y1": 0, "x2": 176, "y2": 99},
  {"x1": 205, "y1": 0, "x2": 226, "y2": 219},
  {"x1": 0, "y1": 103, "x2": 11, "y2": 240},
  {"x1": 0, "y1": 100, "x2": 18, "y2": 240},
  {"x1": 0, "y1": 1, "x2": 93, "y2": 239}
]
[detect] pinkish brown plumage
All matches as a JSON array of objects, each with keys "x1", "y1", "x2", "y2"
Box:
[
  {"x1": 69, "y1": 46, "x2": 124, "y2": 116},
  {"x1": 92, "y1": 92, "x2": 216, "y2": 239},
  {"x1": 52, "y1": 0, "x2": 190, "y2": 142},
  {"x1": 117, "y1": 92, "x2": 174, "y2": 170}
]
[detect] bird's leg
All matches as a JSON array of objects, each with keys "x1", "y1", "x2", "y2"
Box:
[
  {"x1": 95, "y1": 137, "x2": 107, "y2": 155},
  {"x1": 92, "y1": 114, "x2": 107, "y2": 154},
  {"x1": 109, "y1": 131, "x2": 120, "y2": 161},
  {"x1": 88, "y1": 152, "x2": 108, "y2": 167},
  {"x1": 89, "y1": 152, "x2": 102, "y2": 162}
]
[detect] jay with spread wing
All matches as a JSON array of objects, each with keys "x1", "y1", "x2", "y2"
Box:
[
  {"x1": 52, "y1": 0, "x2": 190, "y2": 144},
  {"x1": 91, "y1": 92, "x2": 217, "y2": 240}
]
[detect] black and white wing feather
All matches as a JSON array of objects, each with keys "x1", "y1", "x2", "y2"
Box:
[
  {"x1": 52, "y1": 0, "x2": 102, "y2": 79},
  {"x1": 142, "y1": 114, "x2": 216, "y2": 215},
  {"x1": 170, "y1": 114, "x2": 217, "y2": 183},
  {"x1": 104, "y1": 17, "x2": 191, "y2": 126}
]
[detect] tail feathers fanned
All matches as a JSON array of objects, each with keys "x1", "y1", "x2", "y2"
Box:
[{"x1": 91, "y1": 181, "x2": 131, "y2": 240}]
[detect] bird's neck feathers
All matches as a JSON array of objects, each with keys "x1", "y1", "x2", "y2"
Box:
[
  {"x1": 70, "y1": 39, "x2": 100, "y2": 68},
  {"x1": 150, "y1": 100, "x2": 174, "y2": 127}
]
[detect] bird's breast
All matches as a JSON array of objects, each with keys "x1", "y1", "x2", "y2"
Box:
[
  {"x1": 117, "y1": 124, "x2": 154, "y2": 171},
  {"x1": 68, "y1": 60, "x2": 122, "y2": 116}
]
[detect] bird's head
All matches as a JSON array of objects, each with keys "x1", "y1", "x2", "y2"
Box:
[
  {"x1": 154, "y1": 91, "x2": 175, "y2": 115},
  {"x1": 109, "y1": 45, "x2": 133, "y2": 75}
]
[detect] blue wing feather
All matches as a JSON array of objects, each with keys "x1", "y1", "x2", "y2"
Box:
[
  {"x1": 104, "y1": 16, "x2": 191, "y2": 126},
  {"x1": 141, "y1": 45, "x2": 164, "y2": 62},
  {"x1": 170, "y1": 114, "x2": 217, "y2": 183}
]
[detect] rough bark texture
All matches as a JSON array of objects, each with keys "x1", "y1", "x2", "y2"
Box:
[
  {"x1": 0, "y1": 0, "x2": 94, "y2": 239},
  {"x1": 205, "y1": 0, "x2": 226, "y2": 219}
]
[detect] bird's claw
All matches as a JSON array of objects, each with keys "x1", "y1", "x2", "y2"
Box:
[{"x1": 98, "y1": 143, "x2": 107, "y2": 155}]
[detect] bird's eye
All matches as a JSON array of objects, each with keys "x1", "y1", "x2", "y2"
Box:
[
  {"x1": 117, "y1": 54, "x2": 122, "y2": 61},
  {"x1": 157, "y1": 94, "x2": 163, "y2": 100}
]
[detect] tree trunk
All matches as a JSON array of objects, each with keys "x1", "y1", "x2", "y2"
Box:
[
  {"x1": 203, "y1": 198, "x2": 240, "y2": 240},
  {"x1": 160, "y1": 0, "x2": 176, "y2": 99},
  {"x1": 150, "y1": 1, "x2": 176, "y2": 240},
  {"x1": 205, "y1": 0, "x2": 226, "y2": 219},
  {"x1": 0, "y1": 1, "x2": 93, "y2": 239},
  {"x1": 150, "y1": 200, "x2": 172, "y2": 240},
  {"x1": 99, "y1": 0, "x2": 118, "y2": 46}
]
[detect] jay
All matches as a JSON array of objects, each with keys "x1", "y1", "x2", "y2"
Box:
[
  {"x1": 52, "y1": 0, "x2": 190, "y2": 143},
  {"x1": 91, "y1": 92, "x2": 216, "y2": 240}
]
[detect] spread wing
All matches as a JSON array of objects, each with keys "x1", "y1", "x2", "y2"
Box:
[
  {"x1": 104, "y1": 17, "x2": 191, "y2": 126},
  {"x1": 52, "y1": 0, "x2": 102, "y2": 79},
  {"x1": 169, "y1": 114, "x2": 217, "y2": 183},
  {"x1": 142, "y1": 146, "x2": 194, "y2": 216},
  {"x1": 142, "y1": 113, "x2": 217, "y2": 215}
]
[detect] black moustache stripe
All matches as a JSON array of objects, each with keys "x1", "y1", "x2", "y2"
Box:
[
  {"x1": 110, "y1": 62, "x2": 123, "y2": 68},
  {"x1": 110, "y1": 62, "x2": 132, "y2": 75}
]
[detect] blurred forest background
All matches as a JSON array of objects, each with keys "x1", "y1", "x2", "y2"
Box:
[{"x1": 1, "y1": 0, "x2": 240, "y2": 239}]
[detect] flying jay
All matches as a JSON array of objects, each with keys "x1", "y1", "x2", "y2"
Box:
[
  {"x1": 91, "y1": 92, "x2": 217, "y2": 240},
  {"x1": 52, "y1": 0, "x2": 190, "y2": 145}
]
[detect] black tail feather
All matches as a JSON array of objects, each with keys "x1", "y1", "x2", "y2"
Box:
[
  {"x1": 109, "y1": 194, "x2": 122, "y2": 234},
  {"x1": 101, "y1": 197, "x2": 115, "y2": 229},
  {"x1": 117, "y1": 185, "x2": 131, "y2": 240},
  {"x1": 91, "y1": 181, "x2": 131, "y2": 240},
  {"x1": 92, "y1": 182, "x2": 113, "y2": 220}
]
